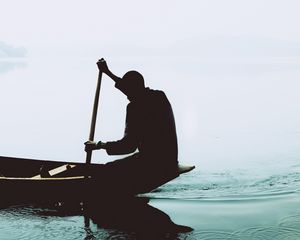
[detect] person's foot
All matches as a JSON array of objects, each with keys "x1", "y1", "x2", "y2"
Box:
[{"x1": 171, "y1": 223, "x2": 193, "y2": 233}]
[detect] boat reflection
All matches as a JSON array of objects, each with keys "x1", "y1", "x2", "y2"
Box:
[
  {"x1": 0, "y1": 197, "x2": 192, "y2": 240},
  {"x1": 38, "y1": 197, "x2": 192, "y2": 239},
  {"x1": 87, "y1": 197, "x2": 193, "y2": 239}
]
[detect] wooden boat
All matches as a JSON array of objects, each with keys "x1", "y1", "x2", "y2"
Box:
[{"x1": 0, "y1": 156, "x2": 195, "y2": 205}]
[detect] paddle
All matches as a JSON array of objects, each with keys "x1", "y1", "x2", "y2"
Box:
[
  {"x1": 85, "y1": 62, "x2": 104, "y2": 165},
  {"x1": 84, "y1": 59, "x2": 104, "y2": 228}
]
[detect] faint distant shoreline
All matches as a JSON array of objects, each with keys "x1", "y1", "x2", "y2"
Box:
[{"x1": 0, "y1": 41, "x2": 27, "y2": 58}]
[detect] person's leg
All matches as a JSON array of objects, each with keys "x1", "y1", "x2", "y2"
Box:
[
  {"x1": 95, "y1": 153, "x2": 143, "y2": 195},
  {"x1": 91, "y1": 154, "x2": 178, "y2": 195},
  {"x1": 105, "y1": 152, "x2": 141, "y2": 171}
]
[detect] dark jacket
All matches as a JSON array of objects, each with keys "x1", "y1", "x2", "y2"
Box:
[{"x1": 105, "y1": 86, "x2": 178, "y2": 166}]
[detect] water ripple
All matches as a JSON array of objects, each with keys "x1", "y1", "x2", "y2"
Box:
[
  {"x1": 184, "y1": 227, "x2": 300, "y2": 240},
  {"x1": 0, "y1": 205, "x2": 86, "y2": 240},
  {"x1": 233, "y1": 226, "x2": 300, "y2": 240},
  {"x1": 184, "y1": 230, "x2": 240, "y2": 240},
  {"x1": 279, "y1": 212, "x2": 300, "y2": 229},
  {"x1": 144, "y1": 169, "x2": 300, "y2": 199}
]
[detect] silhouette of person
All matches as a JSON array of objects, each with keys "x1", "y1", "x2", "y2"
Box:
[{"x1": 85, "y1": 59, "x2": 179, "y2": 194}]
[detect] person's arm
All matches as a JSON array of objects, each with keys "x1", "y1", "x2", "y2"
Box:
[
  {"x1": 97, "y1": 58, "x2": 130, "y2": 96},
  {"x1": 97, "y1": 58, "x2": 121, "y2": 83},
  {"x1": 84, "y1": 104, "x2": 139, "y2": 155},
  {"x1": 104, "y1": 104, "x2": 139, "y2": 155}
]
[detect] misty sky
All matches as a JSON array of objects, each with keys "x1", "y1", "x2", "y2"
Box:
[
  {"x1": 1, "y1": 1, "x2": 300, "y2": 170},
  {"x1": 2, "y1": 0, "x2": 300, "y2": 57}
]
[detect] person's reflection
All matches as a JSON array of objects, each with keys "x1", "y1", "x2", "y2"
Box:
[{"x1": 87, "y1": 197, "x2": 193, "y2": 239}]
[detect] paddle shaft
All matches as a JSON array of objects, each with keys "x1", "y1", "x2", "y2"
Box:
[{"x1": 86, "y1": 70, "x2": 103, "y2": 164}]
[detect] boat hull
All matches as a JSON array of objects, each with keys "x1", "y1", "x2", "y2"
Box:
[
  {"x1": 0, "y1": 156, "x2": 91, "y2": 205},
  {"x1": 0, "y1": 156, "x2": 194, "y2": 205}
]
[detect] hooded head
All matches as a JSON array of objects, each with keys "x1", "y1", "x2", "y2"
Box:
[{"x1": 120, "y1": 70, "x2": 145, "y2": 101}]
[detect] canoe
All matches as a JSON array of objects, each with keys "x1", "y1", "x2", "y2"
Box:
[{"x1": 0, "y1": 156, "x2": 195, "y2": 205}]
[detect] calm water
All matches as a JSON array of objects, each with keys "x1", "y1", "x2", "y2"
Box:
[
  {"x1": 1, "y1": 56, "x2": 300, "y2": 239},
  {"x1": 1, "y1": 164, "x2": 300, "y2": 239},
  {"x1": 146, "y1": 162, "x2": 300, "y2": 199}
]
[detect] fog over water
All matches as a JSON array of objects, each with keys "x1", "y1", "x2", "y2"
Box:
[
  {"x1": 1, "y1": 56, "x2": 299, "y2": 173},
  {"x1": 1, "y1": 0, "x2": 300, "y2": 172}
]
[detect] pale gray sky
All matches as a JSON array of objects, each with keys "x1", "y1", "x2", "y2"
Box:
[
  {"x1": 1, "y1": 1, "x2": 300, "y2": 169},
  {"x1": 1, "y1": 0, "x2": 300, "y2": 57}
]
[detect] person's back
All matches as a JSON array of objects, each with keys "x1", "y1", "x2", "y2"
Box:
[{"x1": 135, "y1": 88, "x2": 178, "y2": 165}]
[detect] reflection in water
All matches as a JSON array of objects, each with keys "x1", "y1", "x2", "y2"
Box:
[
  {"x1": 0, "y1": 198, "x2": 192, "y2": 240},
  {"x1": 86, "y1": 197, "x2": 193, "y2": 239},
  {"x1": 2, "y1": 198, "x2": 300, "y2": 239},
  {"x1": 0, "y1": 61, "x2": 26, "y2": 74}
]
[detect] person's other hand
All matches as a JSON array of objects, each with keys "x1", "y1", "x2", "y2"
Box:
[{"x1": 97, "y1": 58, "x2": 109, "y2": 73}]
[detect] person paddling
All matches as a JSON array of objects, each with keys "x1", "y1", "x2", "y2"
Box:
[{"x1": 85, "y1": 59, "x2": 179, "y2": 194}]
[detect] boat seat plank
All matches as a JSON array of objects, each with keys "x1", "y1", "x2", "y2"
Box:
[{"x1": 31, "y1": 164, "x2": 76, "y2": 179}]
